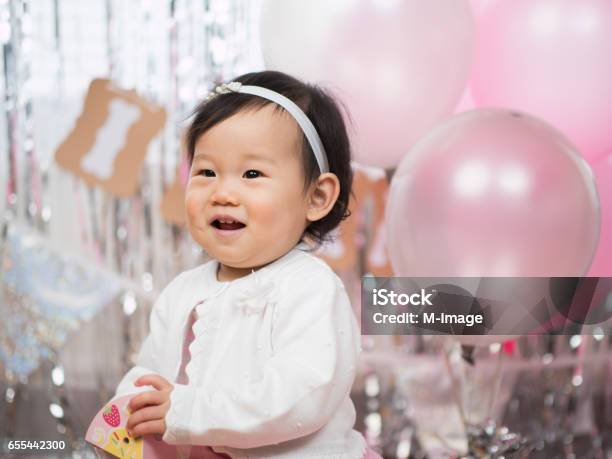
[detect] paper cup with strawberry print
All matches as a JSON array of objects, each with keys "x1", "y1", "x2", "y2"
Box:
[
  {"x1": 86, "y1": 394, "x2": 226, "y2": 459},
  {"x1": 86, "y1": 394, "x2": 176, "y2": 459}
]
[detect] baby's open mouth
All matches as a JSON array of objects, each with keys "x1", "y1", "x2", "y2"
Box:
[{"x1": 212, "y1": 219, "x2": 246, "y2": 231}]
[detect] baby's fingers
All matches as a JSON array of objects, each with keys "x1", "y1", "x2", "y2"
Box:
[
  {"x1": 127, "y1": 405, "x2": 165, "y2": 433},
  {"x1": 129, "y1": 419, "x2": 166, "y2": 438},
  {"x1": 134, "y1": 374, "x2": 172, "y2": 391},
  {"x1": 128, "y1": 390, "x2": 165, "y2": 412}
]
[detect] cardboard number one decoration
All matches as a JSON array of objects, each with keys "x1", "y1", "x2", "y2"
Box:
[
  {"x1": 160, "y1": 166, "x2": 187, "y2": 225},
  {"x1": 55, "y1": 79, "x2": 166, "y2": 197}
]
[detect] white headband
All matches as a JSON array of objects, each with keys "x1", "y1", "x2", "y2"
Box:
[{"x1": 206, "y1": 82, "x2": 330, "y2": 174}]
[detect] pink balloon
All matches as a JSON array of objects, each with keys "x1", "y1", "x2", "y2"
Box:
[
  {"x1": 588, "y1": 154, "x2": 612, "y2": 276},
  {"x1": 469, "y1": 0, "x2": 493, "y2": 17},
  {"x1": 386, "y1": 109, "x2": 600, "y2": 277},
  {"x1": 454, "y1": 88, "x2": 476, "y2": 114},
  {"x1": 470, "y1": 0, "x2": 612, "y2": 163},
  {"x1": 260, "y1": 0, "x2": 474, "y2": 169}
]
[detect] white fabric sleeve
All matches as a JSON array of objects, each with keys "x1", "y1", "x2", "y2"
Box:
[
  {"x1": 113, "y1": 281, "x2": 172, "y2": 398},
  {"x1": 162, "y1": 268, "x2": 360, "y2": 448}
]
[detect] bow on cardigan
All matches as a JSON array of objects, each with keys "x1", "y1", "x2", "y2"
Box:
[{"x1": 234, "y1": 275, "x2": 276, "y2": 317}]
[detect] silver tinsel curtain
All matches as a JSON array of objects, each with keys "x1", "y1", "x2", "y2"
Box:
[
  {"x1": 1, "y1": 0, "x2": 262, "y2": 456},
  {"x1": 1, "y1": 1, "x2": 612, "y2": 458}
]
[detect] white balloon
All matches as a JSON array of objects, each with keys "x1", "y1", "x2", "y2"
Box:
[{"x1": 260, "y1": 0, "x2": 474, "y2": 168}]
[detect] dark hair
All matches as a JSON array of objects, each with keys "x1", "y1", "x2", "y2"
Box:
[{"x1": 185, "y1": 70, "x2": 353, "y2": 246}]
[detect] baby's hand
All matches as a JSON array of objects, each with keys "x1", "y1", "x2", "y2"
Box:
[{"x1": 126, "y1": 374, "x2": 174, "y2": 438}]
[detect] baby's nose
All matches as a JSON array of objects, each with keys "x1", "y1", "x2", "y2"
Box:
[{"x1": 211, "y1": 187, "x2": 239, "y2": 206}]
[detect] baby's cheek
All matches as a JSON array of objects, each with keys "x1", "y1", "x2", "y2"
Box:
[
  {"x1": 266, "y1": 207, "x2": 303, "y2": 241},
  {"x1": 256, "y1": 203, "x2": 284, "y2": 230},
  {"x1": 184, "y1": 191, "x2": 202, "y2": 220}
]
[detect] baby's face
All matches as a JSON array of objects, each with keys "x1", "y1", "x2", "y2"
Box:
[{"x1": 186, "y1": 104, "x2": 311, "y2": 276}]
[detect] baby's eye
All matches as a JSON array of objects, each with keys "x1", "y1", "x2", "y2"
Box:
[
  {"x1": 243, "y1": 170, "x2": 262, "y2": 179},
  {"x1": 199, "y1": 169, "x2": 215, "y2": 177}
]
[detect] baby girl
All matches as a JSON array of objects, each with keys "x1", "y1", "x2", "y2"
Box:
[{"x1": 114, "y1": 70, "x2": 379, "y2": 458}]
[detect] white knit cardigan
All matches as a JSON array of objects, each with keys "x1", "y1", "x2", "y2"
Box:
[{"x1": 114, "y1": 245, "x2": 367, "y2": 459}]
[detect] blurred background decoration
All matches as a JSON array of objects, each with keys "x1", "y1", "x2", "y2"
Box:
[{"x1": 1, "y1": 0, "x2": 612, "y2": 458}]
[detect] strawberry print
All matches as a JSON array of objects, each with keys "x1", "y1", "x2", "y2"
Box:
[{"x1": 102, "y1": 404, "x2": 120, "y2": 427}]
